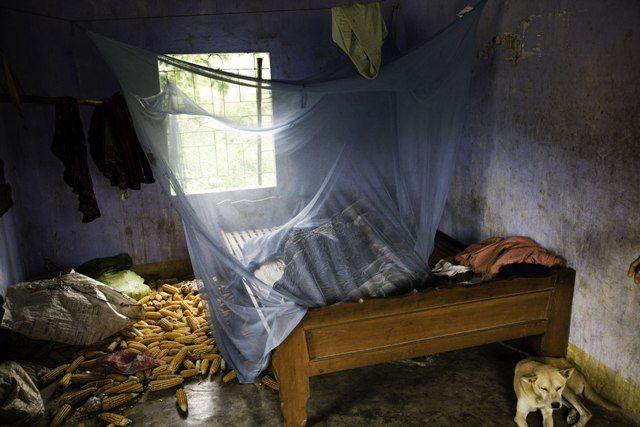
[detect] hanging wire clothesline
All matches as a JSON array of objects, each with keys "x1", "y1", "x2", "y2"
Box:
[
  {"x1": 0, "y1": 0, "x2": 389, "y2": 24},
  {"x1": 0, "y1": 94, "x2": 103, "y2": 106}
]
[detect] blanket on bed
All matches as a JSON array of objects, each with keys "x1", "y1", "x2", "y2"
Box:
[{"x1": 266, "y1": 201, "x2": 431, "y2": 307}]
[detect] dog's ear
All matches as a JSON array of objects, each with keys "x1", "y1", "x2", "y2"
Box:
[
  {"x1": 521, "y1": 374, "x2": 537, "y2": 384},
  {"x1": 558, "y1": 367, "x2": 574, "y2": 379}
]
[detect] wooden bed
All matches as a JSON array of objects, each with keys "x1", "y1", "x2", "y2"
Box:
[{"x1": 269, "y1": 231, "x2": 575, "y2": 426}]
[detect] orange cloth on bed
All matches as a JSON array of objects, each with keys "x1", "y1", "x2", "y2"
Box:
[{"x1": 453, "y1": 236, "x2": 565, "y2": 279}]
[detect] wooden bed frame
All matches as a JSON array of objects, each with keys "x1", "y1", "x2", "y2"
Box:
[{"x1": 271, "y1": 231, "x2": 575, "y2": 426}]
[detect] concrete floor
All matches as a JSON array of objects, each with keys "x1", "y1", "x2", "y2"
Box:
[{"x1": 96, "y1": 344, "x2": 635, "y2": 426}]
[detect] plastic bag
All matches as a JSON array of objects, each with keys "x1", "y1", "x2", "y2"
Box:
[
  {"x1": 0, "y1": 361, "x2": 45, "y2": 426},
  {"x1": 0, "y1": 271, "x2": 144, "y2": 345},
  {"x1": 96, "y1": 270, "x2": 151, "y2": 300}
]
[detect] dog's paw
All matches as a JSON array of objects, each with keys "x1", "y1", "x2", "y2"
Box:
[{"x1": 566, "y1": 408, "x2": 579, "y2": 425}]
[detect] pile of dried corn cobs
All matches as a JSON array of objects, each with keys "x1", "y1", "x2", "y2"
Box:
[{"x1": 40, "y1": 282, "x2": 279, "y2": 427}]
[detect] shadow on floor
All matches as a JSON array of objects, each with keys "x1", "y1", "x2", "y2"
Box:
[{"x1": 64, "y1": 344, "x2": 636, "y2": 426}]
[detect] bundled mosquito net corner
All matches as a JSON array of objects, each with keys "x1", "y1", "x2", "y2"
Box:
[{"x1": 90, "y1": 3, "x2": 485, "y2": 383}]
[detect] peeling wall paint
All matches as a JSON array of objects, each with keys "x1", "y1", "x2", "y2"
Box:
[{"x1": 425, "y1": 0, "x2": 640, "y2": 416}]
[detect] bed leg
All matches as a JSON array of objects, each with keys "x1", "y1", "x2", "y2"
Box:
[
  {"x1": 272, "y1": 324, "x2": 310, "y2": 427},
  {"x1": 534, "y1": 269, "x2": 575, "y2": 357}
]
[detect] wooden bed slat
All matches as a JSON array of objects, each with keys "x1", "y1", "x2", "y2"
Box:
[
  {"x1": 307, "y1": 320, "x2": 549, "y2": 376},
  {"x1": 305, "y1": 290, "x2": 550, "y2": 360}
]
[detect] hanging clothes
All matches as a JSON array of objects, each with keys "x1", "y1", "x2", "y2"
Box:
[
  {"x1": 51, "y1": 97, "x2": 101, "y2": 222},
  {"x1": 0, "y1": 158, "x2": 13, "y2": 217},
  {"x1": 332, "y1": 1, "x2": 388, "y2": 79},
  {"x1": 88, "y1": 92, "x2": 154, "y2": 198},
  {"x1": 0, "y1": 51, "x2": 23, "y2": 116}
]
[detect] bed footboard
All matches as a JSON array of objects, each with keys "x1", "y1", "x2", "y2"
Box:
[{"x1": 272, "y1": 267, "x2": 575, "y2": 426}]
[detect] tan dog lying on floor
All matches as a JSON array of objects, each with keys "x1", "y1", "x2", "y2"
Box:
[{"x1": 513, "y1": 357, "x2": 618, "y2": 427}]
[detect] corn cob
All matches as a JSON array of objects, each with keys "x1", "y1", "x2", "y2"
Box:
[
  {"x1": 163, "y1": 332, "x2": 185, "y2": 340},
  {"x1": 162, "y1": 283, "x2": 180, "y2": 294},
  {"x1": 139, "y1": 295, "x2": 151, "y2": 304},
  {"x1": 184, "y1": 316, "x2": 198, "y2": 332},
  {"x1": 158, "y1": 318, "x2": 174, "y2": 331},
  {"x1": 156, "y1": 348, "x2": 169, "y2": 359},
  {"x1": 84, "y1": 350, "x2": 106, "y2": 359},
  {"x1": 40, "y1": 364, "x2": 70, "y2": 385},
  {"x1": 145, "y1": 311, "x2": 162, "y2": 320},
  {"x1": 168, "y1": 348, "x2": 182, "y2": 356},
  {"x1": 200, "y1": 358, "x2": 210, "y2": 376},
  {"x1": 119, "y1": 340, "x2": 128, "y2": 350},
  {"x1": 192, "y1": 346, "x2": 215, "y2": 358},
  {"x1": 149, "y1": 347, "x2": 161, "y2": 358},
  {"x1": 220, "y1": 358, "x2": 226, "y2": 372},
  {"x1": 152, "y1": 365, "x2": 170, "y2": 376},
  {"x1": 135, "y1": 371, "x2": 145, "y2": 381},
  {"x1": 209, "y1": 355, "x2": 221, "y2": 376},
  {"x1": 163, "y1": 304, "x2": 181, "y2": 311},
  {"x1": 50, "y1": 404, "x2": 72, "y2": 427},
  {"x1": 148, "y1": 376, "x2": 184, "y2": 391},
  {"x1": 141, "y1": 335, "x2": 164, "y2": 345},
  {"x1": 106, "y1": 374, "x2": 128, "y2": 382},
  {"x1": 160, "y1": 308, "x2": 181, "y2": 319},
  {"x1": 148, "y1": 341, "x2": 161, "y2": 350},
  {"x1": 169, "y1": 348, "x2": 189, "y2": 373},
  {"x1": 102, "y1": 393, "x2": 139, "y2": 410},
  {"x1": 194, "y1": 325, "x2": 210, "y2": 334},
  {"x1": 180, "y1": 369, "x2": 198, "y2": 378},
  {"x1": 59, "y1": 372, "x2": 72, "y2": 389},
  {"x1": 70, "y1": 373, "x2": 103, "y2": 384},
  {"x1": 182, "y1": 359, "x2": 195, "y2": 370},
  {"x1": 155, "y1": 293, "x2": 163, "y2": 301},
  {"x1": 261, "y1": 375, "x2": 279, "y2": 391},
  {"x1": 66, "y1": 355, "x2": 85, "y2": 373},
  {"x1": 193, "y1": 335, "x2": 211, "y2": 345},
  {"x1": 101, "y1": 381, "x2": 143, "y2": 395},
  {"x1": 159, "y1": 291, "x2": 172, "y2": 300},
  {"x1": 203, "y1": 353, "x2": 220, "y2": 361},
  {"x1": 82, "y1": 379, "x2": 113, "y2": 390},
  {"x1": 59, "y1": 387, "x2": 96, "y2": 406},
  {"x1": 106, "y1": 337, "x2": 122, "y2": 352},
  {"x1": 94, "y1": 381, "x2": 120, "y2": 396},
  {"x1": 156, "y1": 374, "x2": 182, "y2": 381},
  {"x1": 120, "y1": 329, "x2": 137, "y2": 339},
  {"x1": 222, "y1": 370, "x2": 237, "y2": 383},
  {"x1": 126, "y1": 341, "x2": 148, "y2": 352},
  {"x1": 175, "y1": 388, "x2": 188, "y2": 414},
  {"x1": 98, "y1": 412, "x2": 132, "y2": 426},
  {"x1": 162, "y1": 341, "x2": 185, "y2": 349}
]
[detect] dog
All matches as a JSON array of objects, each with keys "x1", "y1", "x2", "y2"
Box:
[{"x1": 513, "y1": 357, "x2": 618, "y2": 427}]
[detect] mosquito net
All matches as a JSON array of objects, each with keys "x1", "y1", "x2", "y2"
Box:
[{"x1": 90, "y1": 3, "x2": 485, "y2": 382}]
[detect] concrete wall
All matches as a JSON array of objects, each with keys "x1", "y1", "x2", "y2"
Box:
[
  {"x1": 1, "y1": 0, "x2": 638, "y2": 416},
  {"x1": 0, "y1": 0, "x2": 368, "y2": 279},
  {"x1": 0, "y1": 113, "x2": 25, "y2": 294},
  {"x1": 407, "y1": 0, "x2": 640, "y2": 416}
]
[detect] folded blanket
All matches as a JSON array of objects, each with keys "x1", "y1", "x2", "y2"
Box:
[{"x1": 454, "y1": 236, "x2": 564, "y2": 279}]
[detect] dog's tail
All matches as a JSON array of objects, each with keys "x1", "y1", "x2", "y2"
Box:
[{"x1": 583, "y1": 383, "x2": 620, "y2": 412}]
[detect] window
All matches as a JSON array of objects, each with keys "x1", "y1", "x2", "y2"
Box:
[{"x1": 159, "y1": 53, "x2": 276, "y2": 195}]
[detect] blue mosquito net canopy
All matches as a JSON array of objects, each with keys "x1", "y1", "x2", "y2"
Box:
[{"x1": 90, "y1": 3, "x2": 485, "y2": 383}]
